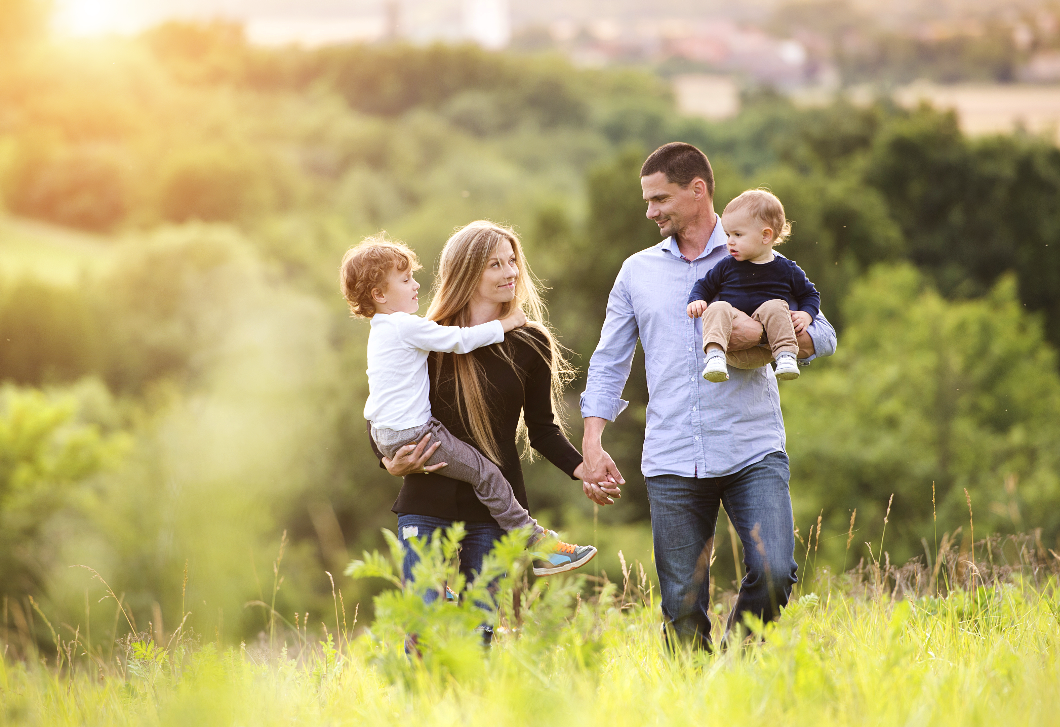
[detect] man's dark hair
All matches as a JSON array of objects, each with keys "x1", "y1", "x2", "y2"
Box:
[{"x1": 640, "y1": 142, "x2": 715, "y2": 198}]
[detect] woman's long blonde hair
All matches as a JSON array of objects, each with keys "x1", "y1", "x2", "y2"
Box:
[{"x1": 426, "y1": 220, "x2": 574, "y2": 465}]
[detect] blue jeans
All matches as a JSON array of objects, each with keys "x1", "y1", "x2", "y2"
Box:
[
  {"x1": 645, "y1": 451, "x2": 798, "y2": 649},
  {"x1": 396, "y1": 513, "x2": 505, "y2": 602}
]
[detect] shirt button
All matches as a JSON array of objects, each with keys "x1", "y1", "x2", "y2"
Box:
[
  {"x1": 692, "y1": 407, "x2": 697, "y2": 412},
  {"x1": 690, "y1": 376, "x2": 696, "y2": 382},
  {"x1": 694, "y1": 436, "x2": 700, "y2": 440}
]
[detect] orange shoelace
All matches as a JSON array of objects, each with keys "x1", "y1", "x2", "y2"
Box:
[{"x1": 556, "y1": 541, "x2": 576, "y2": 554}]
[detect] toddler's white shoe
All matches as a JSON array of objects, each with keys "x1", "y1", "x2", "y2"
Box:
[
  {"x1": 702, "y1": 356, "x2": 729, "y2": 382},
  {"x1": 774, "y1": 356, "x2": 800, "y2": 380}
]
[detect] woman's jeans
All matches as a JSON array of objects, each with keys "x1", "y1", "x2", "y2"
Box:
[
  {"x1": 397, "y1": 514, "x2": 504, "y2": 645},
  {"x1": 396, "y1": 513, "x2": 504, "y2": 601},
  {"x1": 645, "y1": 451, "x2": 798, "y2": 649}
]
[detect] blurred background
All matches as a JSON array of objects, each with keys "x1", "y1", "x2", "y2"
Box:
[{"x1": 2, "y1": 0, "x2": 1060, "y2": 644}]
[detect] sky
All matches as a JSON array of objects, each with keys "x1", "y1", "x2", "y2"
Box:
[{"x1": 50, "y1": 0, "x2": 763, "y2": 40}]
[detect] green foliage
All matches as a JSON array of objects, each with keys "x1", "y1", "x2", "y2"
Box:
[
  {"x1": 785, "y1": 265, "x2": 1060, "y2": 563},
  {"x1": 0, "y1": 383, "x2": 129, "y2": 596},
  {"x1": 155, "y1": 145, "x2": 280, "y2": 224},
  {"x1": 4, "y1": 137, "x2": 131, "y2": 231},
  {"x1": 865, "y1": 107, "x2": 1060, "y2": 345},
  {"x1": 0, "y1": 277, "x2": 104, "y2": 385},
  {"x1": 3, "y1": 561, "x2": 1060, "y2": 725},
  {"x1": 3, "y1": 24, "x2": 1060, "y2": 649},
  {"x1": 346, "y1": 524, "x2": 615, "y2": 682}
]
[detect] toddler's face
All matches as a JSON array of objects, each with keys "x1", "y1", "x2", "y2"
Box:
[
  {"x1": 378, "y1": 266, "x2": 420, "y2": 315},
  {"x1": 721, "y1": 208, "x2": 775, "y2": 263}
]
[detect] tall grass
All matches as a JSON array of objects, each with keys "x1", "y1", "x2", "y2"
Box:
[{"x1": 2, "y1": 524, "x2": 1059, "y2": 726}]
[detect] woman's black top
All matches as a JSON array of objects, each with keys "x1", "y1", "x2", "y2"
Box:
[{"x1": 369, "y1": 327, "x2": 583, "y2": 523}]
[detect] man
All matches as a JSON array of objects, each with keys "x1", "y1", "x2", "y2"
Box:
[{"x1": 579, "y1": 142, "x2": 837, "y2": 649}]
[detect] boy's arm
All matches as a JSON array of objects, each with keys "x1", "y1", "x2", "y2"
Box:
[
  {"x1": 687, "y1": 264, "x2": 722, "y2": 306},
  {"x1": 399, "y1": 315, "x2": 505, "y2": 354},
  {"x1": 790, "y1": 262, "x2": 821, "y2": 320}
]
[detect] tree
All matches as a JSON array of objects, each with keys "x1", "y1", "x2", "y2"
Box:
[
  {"x1": 0, "y1": 384, "x2": 128, "y2": 597},
  {"x1": 783, "y1": 265, "x2": 1060, "y2": 564}
]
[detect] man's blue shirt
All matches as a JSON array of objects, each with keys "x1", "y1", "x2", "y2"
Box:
[{"x1": 580, "y1": 220, "x2": 837, "y2": 479}]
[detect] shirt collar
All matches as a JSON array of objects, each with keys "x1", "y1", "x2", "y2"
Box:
[{"x1": 658, "y1": 214, "x2": 727, "y2": 262}]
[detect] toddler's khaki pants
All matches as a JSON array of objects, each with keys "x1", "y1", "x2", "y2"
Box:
[{"x1": 701, "y1": 299, "x2": 799, "y2": 370}]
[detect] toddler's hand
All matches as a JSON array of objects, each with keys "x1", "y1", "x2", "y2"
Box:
[
  {"x1": 500, "y1": 309, "x2": 527, "y2": 332},
  {"x1": 791, "y1": 310, "x2": 812, "y2": 334},
  {"x1": 687, "y1": 300, "x2": 708, "y2": 318}
]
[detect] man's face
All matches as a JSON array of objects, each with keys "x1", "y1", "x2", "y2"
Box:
[{"x1": 641, "y1": 172, "x2": 706, "y2": 239}]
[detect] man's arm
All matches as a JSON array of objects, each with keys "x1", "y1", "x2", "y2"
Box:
[
  {"x1": 582, "y1": 416, "x2": 623, "y2": 505},
  {"x1": 800, "y1": 310, "x2": 837, "y2": 362},
  {"x1": 579, "y1": 264, "x2": 638, "y2": 502}
]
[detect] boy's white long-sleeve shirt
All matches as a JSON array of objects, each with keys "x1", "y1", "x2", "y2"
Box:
[{"x1": 364, "y1": 312, "x2": 505, "y2": 430}]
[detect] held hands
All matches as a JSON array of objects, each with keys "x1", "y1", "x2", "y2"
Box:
[
  {"x1": 687, "y1": 300, "x2": 708, "y2": 318},
  {"x1": 578, "y1": 437, "x2": 624, "y2": 506},
  {"x1": 500, "y1": 309, "x2": 527, "y2": 332},
  {"x1": 790, "y1": 310, "x2": 812, "y2": 334}
]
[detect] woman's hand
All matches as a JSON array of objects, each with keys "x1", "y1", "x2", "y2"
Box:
[
  {"x1": 573, "y1": 462, "x2": 622, "y2": 506},
  {"x1": 381, "y1": 434, "x2": 446, "y2": 476}
]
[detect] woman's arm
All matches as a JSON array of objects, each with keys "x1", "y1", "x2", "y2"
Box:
[
  {"x1": 521, "y1": 334, "x2": 584, "y2": 480},
  {"x1": 366, "y1": 423, "x2": 446, "y2": 476}
]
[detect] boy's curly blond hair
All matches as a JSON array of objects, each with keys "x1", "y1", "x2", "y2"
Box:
[
  {"x1": 724, "y1": 189, "x2": 792, "y2": 244},
  {"x1": 339, "y1": 234, "x2": 422, "y2": 318}
]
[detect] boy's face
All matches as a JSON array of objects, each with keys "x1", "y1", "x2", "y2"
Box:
[
  {"x1": 373, "y1": 265, "x2": 420, "y2": 315},
  {"x1": 721, "y1": 207, "x2": 775, "y2": 263}
]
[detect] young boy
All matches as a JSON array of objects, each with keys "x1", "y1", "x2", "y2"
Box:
[
  {"x1": 340, "y1": 235, "x2": 596, "y2": 576},
  {"x1": 686, "y1": 189, "x2": 820, "y2": 383}
]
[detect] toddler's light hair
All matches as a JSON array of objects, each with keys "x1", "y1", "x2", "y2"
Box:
[
  {"x1": 339, "y1": 233, "x2": 422, "y2": 318},
  {"x1": 723, "y1": 189, "x2": 792, "y2": 244}
]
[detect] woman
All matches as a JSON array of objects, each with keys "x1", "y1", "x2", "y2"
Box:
[{"x1": 372, "y1": 220, "x2": 612, "y2": 593}]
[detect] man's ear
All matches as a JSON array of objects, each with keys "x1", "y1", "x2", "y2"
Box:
[
  {"x1": 371, "y1": 287, "x2": 386, "y2": 305},
  {"x1": 691, "y1": 177, "x2": 708, "y2": 200}
]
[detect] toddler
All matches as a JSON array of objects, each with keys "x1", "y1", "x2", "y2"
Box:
[
  {"x1": 340, "y1": 235, "x2": 596, "y2": 576},
  {"x1": 686, "y1": 189, "x2": 820, "y2": 382}
]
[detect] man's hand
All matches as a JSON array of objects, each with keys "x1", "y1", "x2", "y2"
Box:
[
  {"x1": 796, "y1": 329, "x2": 816, "y2": 359},
  {"x1": 581, "y1": 417, "x2": 624, "y2": 506},
  {"x1": 500, "y1": 309, "x2": 527, "y2": 332},
  {"x1": 381, "y1": 434, "x2": 446, "y2": 476},
  {"x1": 687, "y1": 300, "x2": 708, "y2": 318},
  {"x1": 790, "y1": 310, "x2": 812, "y2": 335},
  {"x1": 728, "y1": 309, "x2": 765, "y2": 351},
  {"x1": 574, "y1": 462, "x2": 622, "y2": 506}
]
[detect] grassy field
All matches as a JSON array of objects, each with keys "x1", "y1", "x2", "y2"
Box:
[
  {"x1": 0, "y1": 215, "x2": 114, "y2": 285},
  {"x1": 2, "y1": 529, "x2": 1058, "y2": 727}
]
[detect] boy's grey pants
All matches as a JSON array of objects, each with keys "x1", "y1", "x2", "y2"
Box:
[{"x1": 371, "y1": 417, "x2": 541, "y2": 536}]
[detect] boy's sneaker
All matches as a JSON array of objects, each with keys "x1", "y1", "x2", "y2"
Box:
[
  {"x1": 530, "y1": 530, "x2": 597, "y2": 576},
  {"x1": 774, "y1": 355, "x2": 800, "y2": 380},
  {"x1": 702, "y1": 355, "x2": 729, "y2": 382}
]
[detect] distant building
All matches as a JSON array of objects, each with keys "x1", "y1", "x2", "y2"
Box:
[
  {"x1": 663, "y1": 21, "x2": 810, "y2": 87},
  {"x1": 463, "y1": 0, "x2": 510, "y2": 49},
  {"x1": 1021, "y1": 52, "x2": 1060, "y2": 82},
  {"x1": 397, "y1": 0, "x2": 510, "y2": 48}
]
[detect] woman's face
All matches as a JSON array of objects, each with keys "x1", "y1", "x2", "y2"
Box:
[{"x1": 471, "y1": 238, "x2": 518, "y2": 307}]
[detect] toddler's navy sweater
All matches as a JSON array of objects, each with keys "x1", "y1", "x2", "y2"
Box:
[{"x1": 687, "y1": 255, "x2": 820, "y2": 320}]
